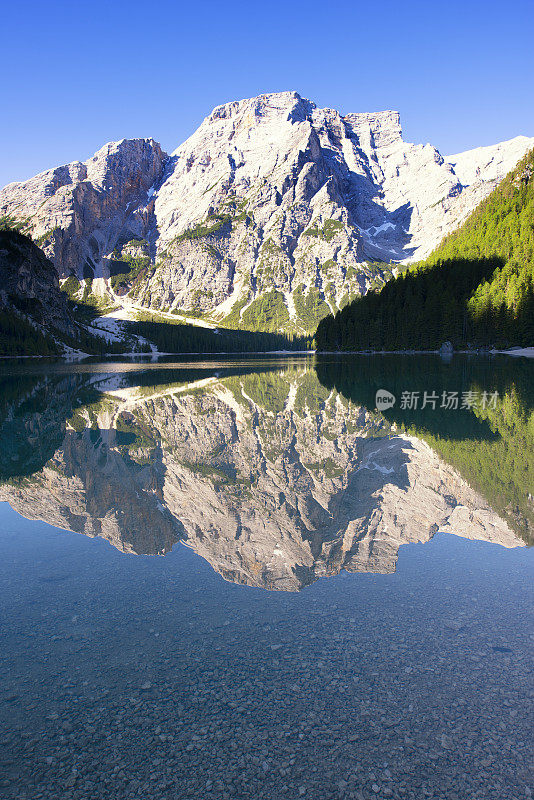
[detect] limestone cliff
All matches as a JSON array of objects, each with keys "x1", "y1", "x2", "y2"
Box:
[{"x1": 1, "y1": 93, "x2": 532, "y2": 333}]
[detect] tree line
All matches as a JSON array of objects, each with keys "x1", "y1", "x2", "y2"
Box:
[
  {"x1": 316, "y1": 148, "x2": 534, "y2": 351},
  {"x1": 126, "y1": 315, "x2": 312, "y2": 354}
]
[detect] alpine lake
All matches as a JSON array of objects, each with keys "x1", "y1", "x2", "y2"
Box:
[{"x1": 0, "y1": 353, "x2": 532, "y2": 800}]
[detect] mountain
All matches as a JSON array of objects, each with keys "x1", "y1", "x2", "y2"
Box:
[
  {"x1": 0, "y1": 226, "x2": 310, "y2": 356},
  {"x1": 0, "y1": 226, "x2": 161, "y2": 356},
  {"x1": 0, "y1": 366, "x2": 523, "y2": 590},
  {"x1": 0, "y1": 228, "x2": 106, "y2": 355},
  {"x1": 1, "y1": 92, "x2": 533, "y2": 335},
  {"x1": 316, "y1": 147, "x2": 534, "y2": 351},
  {"x1": 0, "y1": 139, "x2": 167, "y2": 283}
]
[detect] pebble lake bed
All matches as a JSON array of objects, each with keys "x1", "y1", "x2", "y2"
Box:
[
  {"x1": 1, "y1": 512, "x2": 532, "y2": 800},
  {"x1": 0, "y1": 355, "x2": 532, "y2": 799}
]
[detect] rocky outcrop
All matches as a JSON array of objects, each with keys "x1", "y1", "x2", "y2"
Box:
[
  {"x1": 1, "y1": 94, "x2": 532, "y2": 333},
  {"x1": 0, "y1": 228, "x2": 76, "y2": 337},
  {"x1": 0, "y1": 368, "x2": 522, "y2": 589},
  {"x1": 0, "y1": 139, "x2": 167, "y2": 281}
]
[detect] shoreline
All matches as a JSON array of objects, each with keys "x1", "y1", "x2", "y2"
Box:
[
  {"x1": 1, "y1": 347, "x2": 533, "y2": 362},
  {"x1": 316, "y1": 347, "x2": 534, "y2": 359},
  {"x1": 0, "y1": 349, "x2": 316, "y2": 362}
]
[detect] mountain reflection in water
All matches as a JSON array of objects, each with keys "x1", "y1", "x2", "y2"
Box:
[{"x1": 0, "y1": 355, "x2": 531, "y2": 590}]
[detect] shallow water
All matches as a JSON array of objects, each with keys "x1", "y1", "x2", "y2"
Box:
[{"x1": 0, "y1": 354, "x2": 532, "y2": 799}]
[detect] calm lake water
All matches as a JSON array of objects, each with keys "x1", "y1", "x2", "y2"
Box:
[{"x1": 0, "y1": 354, "x2": 532, "y2": 800}]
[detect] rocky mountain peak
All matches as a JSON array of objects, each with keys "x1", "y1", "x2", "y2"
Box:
[
  {"x1": 345, "y1": 109, "x2": 403, "y2": 149},
  {"x1": 207, "y1": 90, "x2": 312, "y2": 125},
  {"x1": 84, "y1": 137, "x2": 166, "y2": 189},
  {"x1": 0, "y1": 137, "x2": 168, "y2": 279},
  {"x1": 1, "y1": 92, "x2": 533, "y2": 334}
]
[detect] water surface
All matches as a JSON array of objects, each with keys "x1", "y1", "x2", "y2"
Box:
[{"x1": 0, "y1": 354, "x2": 532, "y2": 799}]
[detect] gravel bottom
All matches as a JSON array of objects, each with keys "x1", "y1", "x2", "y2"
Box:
[{"x1": 0, "y1": 526, "x2": 532, "y2": 800}]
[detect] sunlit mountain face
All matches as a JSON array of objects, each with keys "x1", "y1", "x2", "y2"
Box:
[{"x1": 1, "y1": 355, "x2": 530, "y2": 591}]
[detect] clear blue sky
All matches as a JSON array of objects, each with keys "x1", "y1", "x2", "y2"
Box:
[{"x1": 1, "y1": 0, "x2": 533, "y2": 187}]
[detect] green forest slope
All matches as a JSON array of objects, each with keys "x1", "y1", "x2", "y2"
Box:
[{"x1": 316, "y1": 148, "x2": 534, "y2": 351}]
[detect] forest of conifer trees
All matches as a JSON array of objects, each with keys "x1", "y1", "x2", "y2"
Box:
[{"x1": 316, "y1": 149, "x2": 534, "y2": 351}]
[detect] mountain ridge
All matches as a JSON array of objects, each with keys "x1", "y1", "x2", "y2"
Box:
[
  {"x1": 1, "y1": 91, "x2": 533, "y2": 335},
  {"x1": 316, "y1": 146, "x2": 534, "y2": 351}
]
